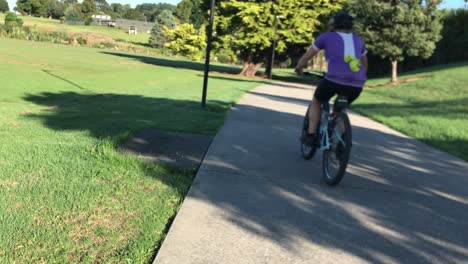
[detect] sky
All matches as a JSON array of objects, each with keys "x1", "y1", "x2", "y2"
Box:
[{"x1": 6, "y1": 0, "x2": 465, "y2": 12}]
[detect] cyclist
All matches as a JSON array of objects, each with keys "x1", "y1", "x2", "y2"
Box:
[{"x1": 295, "y1": 11, "x2": 368, "y2": 146}]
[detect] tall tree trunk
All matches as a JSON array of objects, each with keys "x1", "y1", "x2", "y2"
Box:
[
  {"x1": 265, "y1": 58, "x2": 272, "y2": 78},
  {"x1": 391, "y1": 59, "x2": 398, "y2": 83}
]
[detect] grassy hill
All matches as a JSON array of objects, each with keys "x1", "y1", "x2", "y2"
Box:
[
  {"x1": 0, "y1": 38, "x2": 262, "y2": 262},
  {"x1": 0, "y1": 14, "x2": 150, "y2": 45},
  {"x1": 352, "y1": 63, "x2": 468, "y2": 161}
]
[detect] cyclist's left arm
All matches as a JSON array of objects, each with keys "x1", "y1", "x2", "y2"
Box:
[{"x1": 296, "y1": 35, "x2": 326, "y2": 74}]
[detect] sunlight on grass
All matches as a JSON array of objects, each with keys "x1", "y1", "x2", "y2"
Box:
[{"x1": 353, "y1": 62, "x2": 468, "y2": 161}]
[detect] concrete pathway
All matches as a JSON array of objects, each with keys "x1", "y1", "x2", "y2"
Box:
[{"x1": 154, "y1": 82, "x2": 468, "y2": 264}]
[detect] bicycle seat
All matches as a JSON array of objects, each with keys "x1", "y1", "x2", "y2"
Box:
[{"x1": 334, "y1": 95, "x2": 348, "y2": 112}]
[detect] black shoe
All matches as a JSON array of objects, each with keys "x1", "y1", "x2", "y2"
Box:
[{"x1": 301, "y1": 133, "x2": 316, "y2": 147}]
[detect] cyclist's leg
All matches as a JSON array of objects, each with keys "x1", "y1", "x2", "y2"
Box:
[
  {"x1": 336, "y1": 84, "x2": 363, "y2": 105},
  {"x1": 308, "y1": 98, "x2": 320, "y2": 134},
  {"x1": 334, "y1": 84, "x2": 363, "y2": 132},
  {"x1": 308, "y1": 79, "x2": 337, "y2": 134}
]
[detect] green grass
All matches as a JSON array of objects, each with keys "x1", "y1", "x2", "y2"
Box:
[
  {"x1": 0, "y1": 38, "x2": 262, "y2": 262},
  {"x1": 0, "y1": 14, "x2": 150, "y2": 44},
  {"x1": 352, "y1": 62, "x2": 468, "y2": 161}
]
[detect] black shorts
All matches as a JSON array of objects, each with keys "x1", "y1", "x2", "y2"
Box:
[{"x1": 314, "y1": 79, "x2": 363, "y2": 104}]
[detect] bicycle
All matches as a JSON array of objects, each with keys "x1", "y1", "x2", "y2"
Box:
[{"x1": 300, "y1": 76, "x2": 353, "y2": 186}]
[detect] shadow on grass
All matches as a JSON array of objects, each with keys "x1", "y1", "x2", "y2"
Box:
[
  {"x1": 21, "y1": 91, "x2": 232, "y2": 261},
  {"x1": 22, "y1": 92, "x2": 233, "y2": 140},
  {"x1": 101, "y1": 51, "x2": 243, "y2": 75},
  {"x1": 101, "y1": 51, "x2": 321, "y2": 86}
]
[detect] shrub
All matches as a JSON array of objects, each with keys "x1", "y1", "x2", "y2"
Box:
[
  {"x1": 92, "y1": 41, "x2": 115, "y2": 49},
  {"x1": 4, "y1": 12, "x2": 23, "y2": 33},
  {"x1": 84, "y1": 16, "x2": 93, "y2": 26},
  {"x1": 164, "y1": 24, "x2": 206, "y2": 61},
  {"x1": 215, "y1": 49, "x2": 236, "y2": 64},
  {"x1": 76, "y1": 37, "x2": 87, "y2": 46}
]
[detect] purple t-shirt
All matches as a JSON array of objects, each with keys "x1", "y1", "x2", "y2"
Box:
[{"x1": 312, "y1": 32, "x2": 367, "y2": 88}]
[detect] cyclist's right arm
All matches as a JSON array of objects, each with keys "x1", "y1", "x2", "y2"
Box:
[{"x1": 361, "y1": 54, "x2": 368, "y2": 73}]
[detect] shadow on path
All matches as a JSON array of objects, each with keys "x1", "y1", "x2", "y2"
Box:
[{"x1": 22, "y1": 84, "x2": 468, "y2": 263}]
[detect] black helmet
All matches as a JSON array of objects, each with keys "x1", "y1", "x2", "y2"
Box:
[{"x1": 330, "y1": 11, "x2": 354, "y2": 30}]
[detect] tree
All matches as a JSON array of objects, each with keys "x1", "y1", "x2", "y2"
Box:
[
  {"x1": 206, "y1": 0, "x2": 343, "y2": 77},
  {"x1": 95, "y1": 0, "x2": 111, "y2": 14},
  {"x1": 149, "y1": 10, "x2": 177, "y2": 48},
  {"x1": 64, "y1": 3, "x2": 82, "y2": 20},
  {"x1": 0, "y1": 0, "x2": 9, "y2": 12},
  {"x1": 124, "y1": 8, "x2": 146, "y2": 21},
  {"x1": 48, "y1": 0, "x2": 66, "y2": 19},
  {"x1": 149, "y1": 21, "x2": 166, "y2": 48},
  {"x1": 349, "y1": 0, "x2": 443, "y2": 82},
  {"x1": 136, "y1": 3, "x2": 176, "y2": 22},
  {"x1": 165, "y1": 23, "x2": 206, "y2": 60},
  {"x1": 16, "y1": 0, "x2": 49, "y2": 17},
  {"x1": 81, "y1": 0, "x2": 96, "y2": 16},
  {"x1": 156, "y1": 9, "x2": 177, "y2": 29},
  {"x1": 189, "y1": 0, "x2": 204, "y2": 29},
  {"x1": 110, "y1": 3, "x2": 130, "y2": 19},
  {"x1": 176, "y1": 0, "x2": 192, "y2": 23}
]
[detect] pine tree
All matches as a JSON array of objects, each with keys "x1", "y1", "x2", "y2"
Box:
[
  {"x1": 149, "y1": 10, "x2": 177, "y2": 48},
  {"x1": 349, "y1": 0, "x2": 443, "y2": 82}
]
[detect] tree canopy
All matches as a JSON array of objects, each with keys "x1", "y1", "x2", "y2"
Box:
[
  {"x1": 349, "y1": 0, "x2": 443, "y2": 82},
  {"x1": 205, "y1": 0, "x2": 343, "y2": 76},
  {"x1": 176, "y1": 0, "x2": 193, "y2": 23},
  {"x1": 0, "y1": 0, "x2": 9, "y2": 12}
]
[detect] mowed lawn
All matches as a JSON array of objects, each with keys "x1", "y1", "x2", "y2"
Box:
[
  {"x1": 353, "y1": 63, "x2": 468, "y2": 161},
  {"x1": 0, "y1": 38, "x2": 261, "y2": 262}
]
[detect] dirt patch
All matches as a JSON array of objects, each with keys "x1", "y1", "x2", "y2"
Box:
[
  {"x1": 0, "y1": 179, "x2": 19, "y2": 188},
  {"x1": 120, "y1": 129, "x2": 212, "y2": 170},
  {"x1": 367, "y1": 75, "x2": 433, "y2": 88},
  {"x1": 70, "y1": 33, "x2": 114, "y2": 44}
]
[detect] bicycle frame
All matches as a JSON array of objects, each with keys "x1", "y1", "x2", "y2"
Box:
[
  {"x1": 319, "y1": 100, "x2": 347, "y2": 151},
  {"x1": 319, "y1": 102, "x2": 331, "y2": 151}
]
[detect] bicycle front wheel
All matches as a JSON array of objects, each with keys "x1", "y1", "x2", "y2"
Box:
[{"x1": 322, "y1": 112, "x2": 352, "y2": 186}]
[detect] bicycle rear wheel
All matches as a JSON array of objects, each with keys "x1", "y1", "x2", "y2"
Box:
[
  {"x1": 301, "y1": 106, "x2": 317, "y2": 160},
  {"x1": 322, "y1": 112, "x2": 352, "y2": 185}
]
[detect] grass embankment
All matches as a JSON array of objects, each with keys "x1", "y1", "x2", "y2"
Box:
[
  {"x1": 0, "y1": 38, "x2": 262, "y2": 262},
  {"x1": 352, "y1": 63, "x2": 468, "y2": 161}
]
